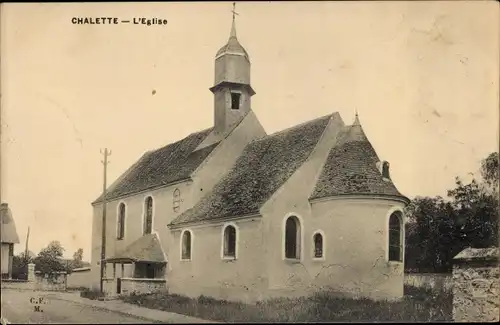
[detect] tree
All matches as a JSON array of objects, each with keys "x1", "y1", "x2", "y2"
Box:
[
  {"x1": 481, "y1": 152, "x2": 499, "y2": 189},
  {"x1": 404, "y1": 196, "x2": 459, "y2": 273},
  {"x1": 447, "y1": 178, "x2": 498, "y2": 248},
  {"x1": 405, "y1": 152, "x2": 499, "y2": 273},
  {"x1": 72, "y1": 248, "x2": 84, "y2": 269},
  {"x1": 33, "y1": 241, "x2": 70, "y2": 281}
]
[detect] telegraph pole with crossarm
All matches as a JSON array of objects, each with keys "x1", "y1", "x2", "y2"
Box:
[{"x1": 99, "y1": 148, "x2": 111, "y2": 295}]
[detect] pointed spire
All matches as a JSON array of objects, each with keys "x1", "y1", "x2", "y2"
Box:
[
  {"x1": 337, "y1": 109, "x2": 368, "y2": 145},
  {"x1": 214, "y1": 1, "x2": 249, "y2": 61},
  {"x1": 353, "y1": 108, "x2": 360, "y2": 126},
  {"x1": 230, "y1": 2, "x2": 238, "y2": 39},
  {"x1": 230, "y1": 16, "x2": 237, "y2": 39}
]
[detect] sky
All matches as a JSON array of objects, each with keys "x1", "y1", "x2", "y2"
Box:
[{"x1": 1, "y1": 2, "x2": 498, "y2": 261}]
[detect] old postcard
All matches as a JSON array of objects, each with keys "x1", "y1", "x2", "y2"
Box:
[{"x1": 1, "y1": 1, "x2": 498, "y2": 323}]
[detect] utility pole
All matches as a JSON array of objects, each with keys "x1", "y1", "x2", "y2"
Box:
[
  {"x1": 25, "y1": 226, "x2": 30, "y2": 262},
  {"x1": 99, "y1": 148, "x2": 111, "y2": 294}
]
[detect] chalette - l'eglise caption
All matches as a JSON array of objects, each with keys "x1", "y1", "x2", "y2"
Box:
[{"x1": 71, "y1": 17, "x2": 168, "y2": 25}]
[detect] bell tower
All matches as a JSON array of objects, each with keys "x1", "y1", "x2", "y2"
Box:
[{"x1": 209, "y1": 3, "x2": 255, "y2": 135}]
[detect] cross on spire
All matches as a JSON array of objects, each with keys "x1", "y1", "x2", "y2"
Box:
[
  {"x1": 232, "y1": 2, "x2": 239, "y2": 21},
  {"x1": 229, "y1": 2, "x2": 239, "y2": 39}
]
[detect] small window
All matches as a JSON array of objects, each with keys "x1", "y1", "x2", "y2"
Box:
[
  {"x1": 181, "y1": 230, "x2": 192, "y2": 260},
  {"x1": 388, "y1": 212, "x2": 403, "y2": 262},
  {"x1": 143, "y1": 196, "x2": 153, "y2": 235},
  {"x1": 173, "y1": 188, "x2": 181, "y2": 212},
  {"x1": 313, "y1": 232, "x2": 323, "y2": 258},
  {"x1": 223, "y1": 225, "x2": 237, "y2": 258},
  {"x1": 231, "y1": 92, "x2": 241, "y2": 110},
  {"x1": 117, "y1": 203, "x2": 126, "y2": 240},
  {"x1": 285, "y1": 216, "x2": 301, "y2": 259},
  {"x1": 382, "y1": 161, "x2": 390, "y2": 179}
]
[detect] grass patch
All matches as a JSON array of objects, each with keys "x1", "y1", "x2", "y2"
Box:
[{"x1": 120, "y1": 285, "x2": 452, "y2": 322}]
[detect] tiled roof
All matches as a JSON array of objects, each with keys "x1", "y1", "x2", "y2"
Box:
[
  {"x1": 106, "y1": 233, "x2": 166, "y2": 263},
  {"x1": 310, "y1": 115, "x2": 408, "y2": 202},
  {"x1": 1, "y1": 203, "x2": 20, "y2": 244},
  {"x1": 453, "y1": 247, "x2": 499, "y2": 262},
  {"x1": 169, "y1": 114, "x2": 334, "y2": 227},
  {"x1": 92, "y1": 128, "x2": 217, "y2": 204}
]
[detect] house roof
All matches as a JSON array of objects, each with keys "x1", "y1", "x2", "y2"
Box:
[
  {"x1": 453, "y1": 247, "x2": 499, "y2": 262},
  {"x1": 310, "y1": 115, "x2": 409, "y2": 202},
  {"x1": 169, "y1": 114, "x2": 334, "y2": 227},
  {"x1": 1, "y1": 203, "x2": 20, "y2": 244},
  {"x1": 105, "y1": 233, "x2": 166, "y2": 263},
  {"x1": 92, "y1": 128, "x2": 217, "y2": 204}
]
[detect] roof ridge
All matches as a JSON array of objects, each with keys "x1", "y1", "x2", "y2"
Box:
[
  {"x1": 151, "y1": 127, "x2": 213, "y2": 153},
  {"x1": 262, "y1": 113, "x2": 335, "y2": 139}
]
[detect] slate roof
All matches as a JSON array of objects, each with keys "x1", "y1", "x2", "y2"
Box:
[
  {"x1": 106, "y1": 233, "x2": 166, "y2": 263},
  {"x1": 1, "y1": 203, "x2": 20, "y2": 244},
  {"x1": 169, "y1": 114, "x2": 334, "y2": 227},
  {"x1": 310, "y1": 115, "x2": 408, "y2": 202},
  {"x1": 93, "y1": 128, "x2": 217, "y2": 204}
]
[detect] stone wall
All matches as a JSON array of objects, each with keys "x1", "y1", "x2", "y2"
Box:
[
  {"x1": 34, "y1": 271, "x2": 67, "y2": 291},
  {"x1": 452, "y1": 247, "x2": 499, "y2": 323},
  {"x1": 404, "y1": 273, "x2": 453, "y2": 292},
  {"x1": 100, "y1": 277, "x2": 167, "y2": 296},
  {"x1": 120, "y1": 278, "x2": 167, "y2": 295},
  {"x1": 1, "y1": 264, "x2": 68, "y2": 291}
]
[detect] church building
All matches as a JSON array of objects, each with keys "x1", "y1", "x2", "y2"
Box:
[{"x1": 90, "y1": 13, "x2": 410, "y2": 303}]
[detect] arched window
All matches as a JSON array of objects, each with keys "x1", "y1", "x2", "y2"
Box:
[
  {"x1": 173, "y1": 188, "x2": 181, "y2": 212},
  {"x1": 388, "y1": 211, "x2": 403, "y2": 262},
  {"x1": 285, "y1": 216, "x2": 301, "y2": 259},
  {"x1": 382, "y1": 161, "x2": 391, "y2": 179},
  {"x1": 181, "y1": 230, "x2": 192, "y2": 260},
  {"x1": 223, "y1": 225, "x2": 237, "y2": 258},
  {"x1": 117, "y1": 203, "x2": 126, "y2": 240},
  {"x1": 313, "y1": 232, "x2": 323, "y2": 258},
  {"x1": 143, "y1": 196, "x2": 153, "y2": 235}
]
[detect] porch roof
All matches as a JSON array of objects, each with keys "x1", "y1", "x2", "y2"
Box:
[{"x1": 106, "y1": 233, "x2": 167, "y2": 264}]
